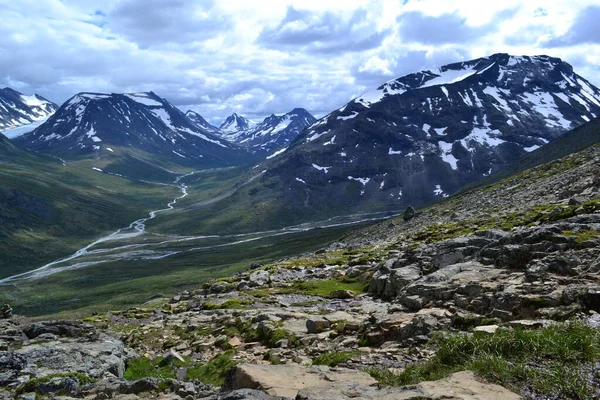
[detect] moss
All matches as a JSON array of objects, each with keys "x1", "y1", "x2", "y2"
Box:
[
  {"x1": 201, "y1": 298, "x2": 250, "y2": 310},
  {"x1": 186, "y1": 350, "x2": 237, "y2": 386},
  {"x1": 312, "y1": 351, "x2": 359, "y2": 366},
  {"x1": 272, "y1": 277, "x2": 368, "y2": 298},
  {"x1": 17, "y1": 372, "x2": 95, "y2": 394},
  {"x1": 124, "y1": 356, "x2": 186, "y2": 380}
]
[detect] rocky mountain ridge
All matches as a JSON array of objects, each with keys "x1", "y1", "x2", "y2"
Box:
[
  {"x1": 185, "y1": 111, "x2": 221, "y2": 135},
  {"x1": 215, "y1": 109, "x2": 316, "y2": 156},
  {"x1": 0, "y1": 88, "x2": 57, "y2": 131},
  {"x1": 255, "y1": 53, "x2": 600, "y2": 215},
  {"x1": 14, "y1": 92, "x2": 256, "y2": 169},
  {"x1": 1, "y1": 120, "x2": 599, "y2": 399}
]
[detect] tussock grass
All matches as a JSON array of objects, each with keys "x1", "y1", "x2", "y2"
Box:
[{"x1": 368, "y1": 322, "x2": 600, "y2": 399}]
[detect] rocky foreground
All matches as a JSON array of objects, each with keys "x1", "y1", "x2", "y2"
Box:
[{"x1": 1, "y1": 146, "x2": 600, "y2": 399}]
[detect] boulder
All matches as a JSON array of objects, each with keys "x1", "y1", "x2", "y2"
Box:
[
  {"x1": 12, "y1": 333, "x2": 129, "y2": 379},
  {"x1": 403, "y1": 206, "x2": 416, "y2": 221},
  {"x1": 306, "y1": 318, "x2": 331, "y2": 334},
  {"x1": 474, "y1": 325, "x2": 500, "y2": 334},
  {"x1": 22, "y1": 320, "x2": 96, "y2": 339},
  {"x1": 295, "y1": 370, "x2": 519, "y2": 399},
  {"x1": 223, "y1": 364, "x2": 377, "y2": 398},
  {"x1": 1, "y1": 305, "x2": 12, "y2": 320},
  {"x1": 249, "y1": 270, "x2": 271, "y2": 287}
]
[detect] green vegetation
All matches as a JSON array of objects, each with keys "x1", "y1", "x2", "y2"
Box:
[
  {"x1": 368, "y1": 322, "x2": 600, "y2": 399},
  {"x1": 124, "y1": 356, "x2": 186, "y2": 380},
  {"x1": 2, "y1": 220, "x2": 368, "y2": 319},
  {"x1": 273, "y1": 277, "x2": 368, "y2": 298},
  {"x1": 0, "y1": 152, "x2": 180, "y2": 277},
  {"x1": 313, "y1": 351, "x2": 358, "y2": 366},
  {"x1": 16, "y1": 372, "x2": 95, "y2": 395},
  {"x1": 124, "y1": 351, "x2": 236, "y2": 386},
  {"x1": 201, "y1": 298, "x2": 250, "y2": 310},
  {"x1": 185, "y1": 351, "x2": 237, "y2": 386}
]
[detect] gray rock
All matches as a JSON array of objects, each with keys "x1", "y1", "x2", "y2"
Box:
[
  {"x1": 403, "y1": 206, "x2": 416, "y2": 221},
  {"x1": 22, "y1": 320, "x2": 96, "y2": 339},
  {"x1": 11, "y1": 333, "x2": 128, "y2": 379},
  {"x1": 249, "y1": 270, "x2": 271, "y2": 287},
  {"x1": 217, "y1": 389, "x2": 282, "y2": 399},
  {"x1": 0, "y1": 305, "x2": 12, "y2": 320},
  {"x1": 306, "y1": 318, "x2": 330, "y2": 334}
]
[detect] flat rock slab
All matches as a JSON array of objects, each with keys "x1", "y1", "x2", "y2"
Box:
[
  {"x1": 223, "y1": 364, "x2": 377, "y2": 398},
  {"x1": 296, "y1": 371, "x2": 520, "y2": 400}
]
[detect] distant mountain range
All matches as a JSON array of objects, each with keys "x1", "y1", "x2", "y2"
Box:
[
  {"x1": 0, "y1": 87, "x2": 57, "y2": 131},
  {"x1": 219, "y1": 109, "x2": 316, "y2": 156},
  {"x1": 184, "y1": 109, "x2": 317, "y2": 156},
  {"x1": 14, "y1": 91, "x2": 257, "y2": 172}
]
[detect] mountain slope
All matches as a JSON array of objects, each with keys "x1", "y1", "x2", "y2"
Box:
[
  {"x1": 146, "y1": 54, "x2": 600, "y2": 234},
  {"x1": 186, "y1": 110, "x2": 220, "y2": 134},
  {"x1": 234, "y1": 108, "x2": 316, "y2": 156},
  {"x1": 259, "y1": 53, "x2": 600, "y2": 211},
  {"x1": 14, "y1": 92, "x2": 257, "y2": 173},
  {"x1": 0, "y1": 137, "x2": 181, "y2": 275},
  {"x1": 0, "y1": 87, "x2": 57, "y2": 130}
]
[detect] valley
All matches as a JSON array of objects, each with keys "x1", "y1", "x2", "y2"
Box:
[{"x1": 1, "y1": 48, "x2": 600, "y2": 399}]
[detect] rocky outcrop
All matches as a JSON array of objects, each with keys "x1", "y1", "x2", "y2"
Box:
[
  {"x1": 223, "y1": 365, "x2": 519, "y2": 400},
  {"x1": 0, "y1": 320, "x2": 131, "y2": 395},
  {"x1": 369, "y1": 216, "x2": 600, "y2": 324},
  {"x1": 224, "y1": 364, "x2": 377, "y2": 398}
]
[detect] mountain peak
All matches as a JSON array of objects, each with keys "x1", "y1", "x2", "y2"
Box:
[
  {"x1": 220, "y1": 113, "x2": 252, "y2": 133},
  {"x1": 0, "y1": 87, "x2": 58, "y2": 131}
]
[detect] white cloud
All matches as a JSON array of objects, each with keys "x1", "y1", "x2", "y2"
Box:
[{"x1": 0, "y1": 0, "x2": 598, "y2": 126}]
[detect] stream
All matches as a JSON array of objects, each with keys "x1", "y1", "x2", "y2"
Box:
[{"x1": 0, "y1": 171, "x2": 400, "y2": 284}]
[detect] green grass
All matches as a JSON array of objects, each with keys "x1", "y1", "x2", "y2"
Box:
[
  {"x1": 16, "y1": 372, "x2": 95, "y2": 395},
  {"x1": 367, "y1": 322, "x2": 600, "y2": 399},
  {"x1": 124, "y1": 356, "x2": 185, "y2": 380},
  {"x1": 0, "y1": 153, "x2": 180, "y2": 277},
  {"x1": 186, "y1": 351, "x2": 237, "y2": 386},
  {"x1": 2, "y1": 221, "x2": 367, "y2": 318},
  {"x1": 272, "y1": 277, "x2": 368, "y2": 298},
  {"x1": 124, "y1": 351, "x2": 237, "y2": 386},
  {"x1": 313, "y1": 351, "x2": 359, "y2": 366},
  {"x1": 201, "y1": 298, "x2": 250, "y2": 310}
]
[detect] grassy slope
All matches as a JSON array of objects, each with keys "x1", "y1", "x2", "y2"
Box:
[
  {"x1": 0, "y1": 147, "x2": 180, "y2": 277},
  {"x1": 1, "y1": 220, "x2": 368, "y2": 318}
]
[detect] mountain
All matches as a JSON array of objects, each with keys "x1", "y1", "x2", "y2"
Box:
[
  {"x1": 186, "y1": 110, "x2": 220, "y2": 134},
  {"x1": 219, "y1": 113, "x2": 253, "y2": 137},
  {"x1": 0, "y1": 132, "x2": 18, "y2": 156},
  {"x1": 231, "y1": 108, "x2": 316, "y2": 156},
  {"x1": 14, "y1": 92, "x2": 257, "y2": 172},
  {"x1": 256, "y1": 53, "x2": 600, "y2": 213},
  {"x1": 0, "y1": 87, "x2": 57, "y2": 130}
]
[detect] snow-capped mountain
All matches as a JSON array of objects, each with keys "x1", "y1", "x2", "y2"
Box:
[
  {"x1": 186, "y1": 110, "x2": 220, "y2": 134},
  {"x1": 219, "y1": 113, "x2": 253, "y2": 137},
  {"x1": 15, "y1": 92, "x2": 256, "y2": 168},
  {"x1": 0, "y1": 87, "x2": 57, "y2": 131},
  {"x1": 232, "y1": 108, "x2": 316, "y2": 156},
  {"x1": 257, "y1": 53, "x2": 600, "y2": 213}
]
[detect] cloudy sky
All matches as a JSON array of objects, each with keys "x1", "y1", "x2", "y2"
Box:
[{"x1": 1, "y1": 0, "x2": 599, "y2": 125}]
